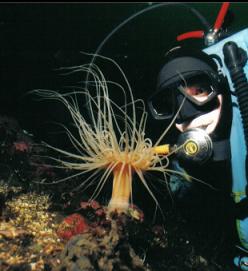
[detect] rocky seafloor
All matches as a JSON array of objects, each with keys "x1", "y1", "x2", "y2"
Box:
[{"x1": 0, "y1": 115, "x2": 238, "y2": 271}]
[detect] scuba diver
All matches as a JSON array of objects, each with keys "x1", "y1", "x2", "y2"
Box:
[
  {"x1": 85, "y1": 2, "x2": 248, "y2": 269},
  {"x1": 147, "y1": 45, "x2": 248, "y2": 270}
]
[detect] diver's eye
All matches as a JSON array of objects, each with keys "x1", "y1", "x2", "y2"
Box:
[{"x1": 185, "y1": 86, "x2": 208, "y2": 97}]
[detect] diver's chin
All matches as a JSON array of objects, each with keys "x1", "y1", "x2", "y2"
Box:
[
  {"x1": 205, "y1": 121, "x2": 217, "y2": 134},
  {"x1": 175, "y1": 110, "x2": 220, "y2": 135},
  {"x1": 175, "y1": 94, "x2": 223, "y2": 135},
  {"x1": 176, "y1": 121, "x2": 216, "y2": 135}
]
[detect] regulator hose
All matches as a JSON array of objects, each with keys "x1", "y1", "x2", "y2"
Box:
[
  {"x1": 84, "y1": 3, "x2": 210, "y2": 117},
  {"x1": 223, "y1": 40, "x2": 248, "y2": 270},
  {"x1": 223, "y1": 41, "x2": 248, "y2": 177},
  {"x1": 86, "y1": 2, "x2": 210, "y2": 74}
]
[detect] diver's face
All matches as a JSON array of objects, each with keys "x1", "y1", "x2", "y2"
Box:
[{"x1": 175, "y1": 94, "x2": 223, "y2": 135}]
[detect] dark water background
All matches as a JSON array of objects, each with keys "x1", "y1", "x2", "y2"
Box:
[
  {"x1": 0, "y1": 2, "x2": 248, "y2": 147},
  {"x1": 0, "y1": 5, "x2": 246, "y2": 267}
]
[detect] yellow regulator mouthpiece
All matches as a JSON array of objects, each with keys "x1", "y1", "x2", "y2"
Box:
[
  {"x1": 153, "y1": 144, "x2": 170, "y2": 155},
  {"x1": 153, "y1": 128, "x2": 213, "y2": 164}
]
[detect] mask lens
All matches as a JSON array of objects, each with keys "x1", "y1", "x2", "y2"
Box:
[
  {"x1": 178, "y1": 73, "x2": 218, "y2": 105},
  {"x1": 148, "y1": 88, "x2": 175, "y2": 120}
]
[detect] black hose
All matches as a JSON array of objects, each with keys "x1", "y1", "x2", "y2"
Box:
[
  {"x1": 87, "y1": 3, "x2": 210, "y2": 73},
  {"x1": 232, "y1": 72, "x2": 248, "y2": 142},
  {"x1": 223, "y1": 41, "x2": 248, "y2": 183},
  {"x1": 223, "y1": 42, "x2": 248, "y2": 146},
  {"x1": 84, "y1": 3, "x2": 210, "y2": 117}
]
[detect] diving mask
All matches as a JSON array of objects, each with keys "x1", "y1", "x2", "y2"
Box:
[{"x1": 148, "y1": 72, "x2": 221, "y2": 122}]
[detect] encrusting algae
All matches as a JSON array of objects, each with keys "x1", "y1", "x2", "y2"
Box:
[
  {"x1": 33, "y1": 54, "x2": 180, "y2": 214},
  {"x1": 0, "y1": 184, "x2": 64, "y2": 270}
]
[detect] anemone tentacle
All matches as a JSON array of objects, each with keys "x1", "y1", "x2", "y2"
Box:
[{"x1": 34, "y1": 54, "x2": 184, "y2": 213}]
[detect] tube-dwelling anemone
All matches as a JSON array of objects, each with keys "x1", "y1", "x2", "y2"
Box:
[{"x1": 34, "y1": 54, "x2": 172, "y2": 214}]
